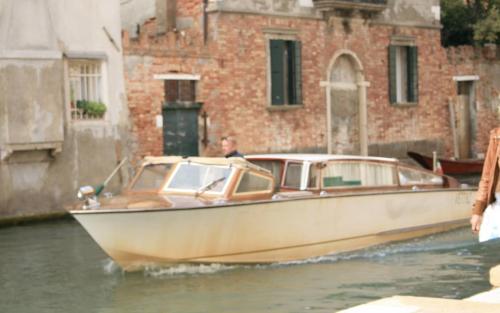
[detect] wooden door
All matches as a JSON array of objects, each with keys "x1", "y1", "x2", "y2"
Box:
[{"x1": 162, "y1": 104, "x2": 200, "y2": 156}]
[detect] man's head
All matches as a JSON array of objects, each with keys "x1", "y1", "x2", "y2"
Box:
[{"x1": 221, "y1": 136, "x2": 237, "y2": 155}]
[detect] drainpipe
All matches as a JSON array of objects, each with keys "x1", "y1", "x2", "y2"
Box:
[
  {"x1": 320, "y1": 81, "x2": 332, "y2": 154},
  {"x1": 358, "y1": 80, "x2": 370, "y2": 156},
  {"x1": 167, "y1": 0, "x2": 177, "y2": 33},
  {"x1": 203, "y1": 0, "x2": 208, "y2": 45}
]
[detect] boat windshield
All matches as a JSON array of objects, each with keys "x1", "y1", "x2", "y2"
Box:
[
  {"x1": 165, "y1": 162, "x2": 233, "y2": 193},
  {"x1": 131, "y1": 163, "x2": 173, "y2": 191},
  {"x1": 398, "y1": 167, "x2": 443, "y2": 186}
]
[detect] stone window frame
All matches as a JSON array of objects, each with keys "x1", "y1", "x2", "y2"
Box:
[
  {"x1": 64, "y1": 52, "x2": 109, "y2": 123},
  {"x1": 389, "y1": 36, "x2": 419, "y2": 107},
  {"x1": 264, "y1": 28, "x2": 303, "y2": 111}
]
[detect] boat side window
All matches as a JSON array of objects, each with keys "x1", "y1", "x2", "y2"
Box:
[
  {"x1": 131, "y1": 164, "x2": 172, "y2": 191},
  {"x1": 166, "y1": 163, "x2": 232, "y2": 193},
  {"x1": 322, "y1": 161, "x2": 396, "y2": 188},
  {"x1": 249, "y1": 160, "x2": 283, "y2": 190},
  {"x1": 283, "y1": 162, "x2": 302, "y2": 189},
  {"x1": 235, "y1": 171, "x2": 273, "y2": 194},
  {"x1": 307, "y1": 164, "x2": 319, "y2": 189},
  {"x1": 398, "y1": 167, "x2": 443, "y2": 186}
]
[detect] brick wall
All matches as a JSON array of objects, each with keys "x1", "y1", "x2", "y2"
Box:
[
  {"x1": 123, "y1": 2, "x2": 499, "y2": 161},
  {"x1": 446, "y1": 45, "x2": 500, "y2": 153}
]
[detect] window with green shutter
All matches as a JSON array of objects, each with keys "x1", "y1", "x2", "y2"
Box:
[
  {"x1": 389, "y1": 45, "x2": 418, "y2": 105},
  {"x1": 270, "y1": 39, "x2": 302, "y2": 106}
]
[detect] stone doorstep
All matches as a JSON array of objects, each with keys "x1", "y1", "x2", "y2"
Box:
[{"x1": 337, "y1": 295, "x2": 500, "y2": 313}]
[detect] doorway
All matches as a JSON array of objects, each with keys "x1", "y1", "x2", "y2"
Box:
[
  {"x1": 452, "y1": 76, "x2": 478, "y2": 158},
  {"x1": 325, "y1": 51, "x2": 368, "y2": 155},
  {"x1": 162, "y1": 77, "x2": 201, "y2": 156}
]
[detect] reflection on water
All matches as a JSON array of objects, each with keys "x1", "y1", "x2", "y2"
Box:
[{"x1": 1, "y1": 219, "x2": 499, "y2": 313}]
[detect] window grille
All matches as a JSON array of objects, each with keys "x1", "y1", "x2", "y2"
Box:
[{"x1": 69, "y1": 60, "x2": 105, "y2": 120}]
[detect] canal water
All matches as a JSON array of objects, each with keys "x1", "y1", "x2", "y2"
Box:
[{"x1": 1, "y1": 219, "x2": 499, "y2": 313}]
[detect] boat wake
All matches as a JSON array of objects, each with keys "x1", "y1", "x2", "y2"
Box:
[
  {"x1": 144, "y1": 263, "x2": 238, "y2": 277},
  {"x1": 102, "y1": 258, "x2": 122, "y2": 275},
  {"x1": 275, "y1": 227, "x2": 477, "y2": 266},
  {"x1": 101, "y1": 227, "x2": 478, "y2": 276}
]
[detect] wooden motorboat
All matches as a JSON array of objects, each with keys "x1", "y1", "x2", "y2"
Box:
[
  {"x1": 68, "y1": 154, "x2": 476, "y2": 271},
  {"x1": 407, "y1": 151, "x2": 484, "y2": 175}
]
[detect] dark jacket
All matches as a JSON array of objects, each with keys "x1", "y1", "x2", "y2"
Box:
[
  {"x1": 473, "y1": 127, "x2": 500, "y2": 215},
  {"x1": 225, "y1": 150, "x2": 244, "y2": 158}
]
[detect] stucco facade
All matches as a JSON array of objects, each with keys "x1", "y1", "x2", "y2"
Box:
[{"x1": 0, "y1": 0, "x2": 131, "y2": 220}]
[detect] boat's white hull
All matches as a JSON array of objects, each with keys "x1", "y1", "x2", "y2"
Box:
[{"x1": 72, "y1": 188, "x2": 475, "y2": 270}]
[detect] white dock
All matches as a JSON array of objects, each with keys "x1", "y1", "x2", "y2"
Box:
[{"x1": 338, "y1": 265, "x2": 500, "y2": 313}]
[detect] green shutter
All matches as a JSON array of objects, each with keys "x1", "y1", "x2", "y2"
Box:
[
  {"x1": 270, "y1": 40, "x2": 285, "y2": 105},
  {"x1": 291, "y1": 41, "x2": 302, "y2": 105},
  {"x1": 388, "y1": 45, "x2": 397, "y2": 104},
  {"x1": 287, "y1": 41, "x2": 294, "y2": 104},
  {"x1": 407, "y1": 46, "x2": 418, "y2": 103}
]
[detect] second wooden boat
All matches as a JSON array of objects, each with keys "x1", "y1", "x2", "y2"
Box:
[{"x1": 407, "y1": 151, "x2": 484, "y2": 175}]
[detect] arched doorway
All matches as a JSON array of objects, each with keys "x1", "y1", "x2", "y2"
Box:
[{"x1": 322, "y1": 50, "x2": 369, "y2": 155}]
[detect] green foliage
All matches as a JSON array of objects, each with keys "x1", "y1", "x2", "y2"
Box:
[
  {"x1": 441, "y1": 0, "x2": 476, "y2": 46},
  {"x1": 441, "y1": 0, "x2": 500, "y2": 46},
  {"x1": 76, "y1": 100, "x2": 107, "y2": 118},
  {"x1": 474, "y1": 6, "x2": 500, "y2": 43}
]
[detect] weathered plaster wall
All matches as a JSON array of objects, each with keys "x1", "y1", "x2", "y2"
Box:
[
  {"x1": 0, "y1": 0, "x2": 130, "y2": 220},
  {"x1": 0, "y1": 61, "x2": 64, "y2": 146},
  {"x1": 376, "y1": 0, "x2": 441, "y2": 28},
  {"x1": 121, "y1": 0, "x2": 157, "y2": 37},
  {"x1": 207, "y1": 0, "x2": 317, "y2": 17}
]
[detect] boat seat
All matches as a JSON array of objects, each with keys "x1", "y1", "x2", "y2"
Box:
[{"x1": 323, "y1": 176, "x2": 362, "y2": 187}]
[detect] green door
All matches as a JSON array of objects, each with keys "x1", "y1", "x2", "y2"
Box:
[{"x1": 162, "y1": 103, "x2": 201, "y2": 156}]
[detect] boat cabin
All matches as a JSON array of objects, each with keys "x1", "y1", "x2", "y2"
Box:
[
  {"x1": 76, "y1": 154, "x2": 459, "y2": 211},
  {"x1": 246, "y1": 154, "x2": 458, "y2": 193},
  {"x1": 123, "y1": 154, "x2": 457, "y2": 202},
  {"x1": 124, "y1": 156, "x2": 275, "y2": 201}
]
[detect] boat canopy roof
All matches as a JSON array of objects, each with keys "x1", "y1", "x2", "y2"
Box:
[
  {"x1": 246, "y1": 154, "x2": 398, "y2": 163},
  {"x1": 142, "y1": 156, "x2": 271, "y2": 173}
]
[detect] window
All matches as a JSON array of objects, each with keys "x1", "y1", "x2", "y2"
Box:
[
  {"x1": 131, "y1": 164, "x2": 172, "y2": 191},
  {"x1": 307, "y1": 164, "x2": 319, "y2": 189},
  {"x1": 166, "y1": 163, "x2": 232, "y2": 193},
  {"x1": 457, "y1": 81, "x2": 473, "y2": 96},
  {"x1": 69, "y1": 60, "x2": 106, "y2": 120},
  {"x1": 322, "y1": 161, "x2": 396, "y2": 188},
  {"x1": 164, "y1": 79, "x2": 196, "y2": 103},
  {"x1": 283, "y1": 163, "x2": 303, "y2": 188},
  {"x1": 269, "y1": 39, "x2": 302, "y2": 106},
  {"x1": 389, "y1": 45, "x2": 418, "y2": 104},
  {"x1": 235, "y1": 171, "x2": 273, "y2": 194},
  {"x1": 398, "y1": 167, "x2": 443, "y2": 186},
  {"x1": 249, "y1": 160, "x2": 283, "y2": 190}
]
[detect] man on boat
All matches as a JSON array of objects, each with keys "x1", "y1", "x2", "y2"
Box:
[
  {"x1": 471, "y1": 127, "x2": 500, "y2": 234},
  {"x1": 221, "y1": 136, "x2": 244, "y2": 158}
]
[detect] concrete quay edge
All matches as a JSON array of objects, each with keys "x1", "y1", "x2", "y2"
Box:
[{"x1": 337, "y1": 265, "x2": 500, "y2": 312}]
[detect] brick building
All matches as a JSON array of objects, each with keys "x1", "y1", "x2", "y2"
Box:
[{"x1": 121, "y1": 0, "x2": 499, "y2": 163}]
